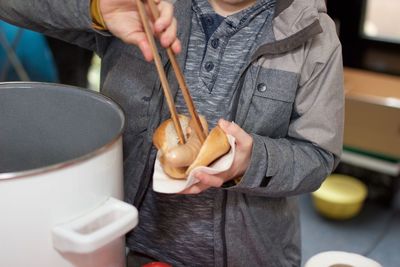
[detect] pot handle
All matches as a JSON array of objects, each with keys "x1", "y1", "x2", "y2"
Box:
[{"x1": 52, "y1": 197, "x2": 138, "y2": 254}]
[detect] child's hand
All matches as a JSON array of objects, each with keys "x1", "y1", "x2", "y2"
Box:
[
  {"x1": 99, "y1": 0, "x2": 181, "y2": 61},
  {"x1": 180, "y1": 119, "x2": 253, "y2": 194}
]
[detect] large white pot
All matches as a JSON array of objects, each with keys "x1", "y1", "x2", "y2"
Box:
[{"x1": 0, "y1": 82, "x2": 138, "y2": 267}]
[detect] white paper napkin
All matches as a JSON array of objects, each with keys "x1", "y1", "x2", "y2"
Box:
[{"x1": 152, "y1": 135, "x2": 236, "y2": 194}]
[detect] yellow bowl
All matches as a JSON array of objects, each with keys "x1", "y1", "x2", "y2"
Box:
[{"x1": 311, "y1": 174, "x2": 368, "y2": 220}]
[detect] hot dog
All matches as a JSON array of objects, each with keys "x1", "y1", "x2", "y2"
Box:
[{"x1": 152, "y1": 115, "x2": 231, "y2": 179}]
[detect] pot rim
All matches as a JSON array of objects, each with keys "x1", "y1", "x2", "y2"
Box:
[{"x1": 0, "y1": 81, "x2": 125, "y2": 180}]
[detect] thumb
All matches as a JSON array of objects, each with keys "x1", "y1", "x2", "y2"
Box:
[{"x1": 218, "y1": 119, "x2": 250, "y2": 146}]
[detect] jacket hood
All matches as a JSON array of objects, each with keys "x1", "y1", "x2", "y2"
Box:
[
  {"x1": 273, "y1": 0, "x2": 326, "y2": 40},
  {"x1": 275, "y1": 0, "x2": 326, "y2": 18},
  {"x1": 249, "y1": 0, "x2": 325, "y2": 58}
]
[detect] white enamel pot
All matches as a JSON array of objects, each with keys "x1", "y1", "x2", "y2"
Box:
[{"x1": 0, "y1": 82, "x2": 138, "y2": 267}]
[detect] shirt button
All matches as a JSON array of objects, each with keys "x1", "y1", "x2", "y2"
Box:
[
  {"x1": 205, "y1": 61, "x2": 214, "y2": 72},
  {"x1": 257, "y1": 83, "x2": 267, "y2": 92},
  {"x1": 211, "y1": 39, "x2": 219, "y2": 49},
  {"x1": 205, "y1": 16, "x2": 214, "y2": 26}
]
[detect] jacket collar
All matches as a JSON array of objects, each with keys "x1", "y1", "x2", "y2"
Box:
[
  {"x1": 168, "y1": 0, "x2": 193, "y2": 73},
  {"x1": 252, "y1": 0, "x2": 325, "y2": 57},
  {"x1": 274, "y1": 0, "x2": 293, "y2": 18}
]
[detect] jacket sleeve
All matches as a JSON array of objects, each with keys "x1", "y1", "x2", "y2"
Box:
[
  {"x1": 0, "y1": 0, "x2": 101, "y2": 52},
  {"x1": 227, "y1": 15, "x2": 344, "y2": 197}
]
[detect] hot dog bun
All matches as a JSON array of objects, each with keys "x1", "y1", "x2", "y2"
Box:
[
  {"x1": 153, "y1": 114, "x2": 190, "y2": 153},
  {"x1": 186, "y1": 125, "x2": 230, "y2": 174}
]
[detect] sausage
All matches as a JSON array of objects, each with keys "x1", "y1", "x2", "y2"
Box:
[{"x1": 163, "y1": 116, "x2": 208, "y2": 168}]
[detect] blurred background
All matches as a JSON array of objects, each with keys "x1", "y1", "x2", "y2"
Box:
[
  {"x1": 0, "y1": 21, "x2": 100, "y2": 90},
  {"x1": 0, "y1": 0, "x2": 399, "y2": 266},
  {"x1": 301, "y1": 1, "x2": 400, "y2": 266}
]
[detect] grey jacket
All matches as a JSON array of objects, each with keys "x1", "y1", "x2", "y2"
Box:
[{"x1": 0, "y1": 0, "x2": 344, "y2": 266}]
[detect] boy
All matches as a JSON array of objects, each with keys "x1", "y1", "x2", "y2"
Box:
[{"x1": 0, "y1": 0, "x2": 344, "y2": 265}]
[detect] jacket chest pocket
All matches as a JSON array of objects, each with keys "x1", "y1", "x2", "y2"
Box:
[{"x1": 242, "y1": 68, "x2": 299, "y2": 137}]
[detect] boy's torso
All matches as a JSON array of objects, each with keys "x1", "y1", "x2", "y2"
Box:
[
  {"x1": 98, "y1": 1, "x2": 333, "y2": 266},
  {"x1": 126, "y1": 1, "x2": 276, "y2": 265}
]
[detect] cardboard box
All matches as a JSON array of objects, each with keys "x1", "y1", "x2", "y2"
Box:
[{"x1": 344, "y1": 68, "x2": 400, "y2": 159}]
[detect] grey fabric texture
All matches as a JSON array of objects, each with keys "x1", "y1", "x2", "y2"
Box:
[{"x1": 0, "y1": 0, "x2": 344, "y2": 266}]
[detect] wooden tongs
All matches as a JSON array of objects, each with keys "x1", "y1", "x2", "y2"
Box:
[{"x1": 136, "y1": 0, "x2": 206, "y2": 144}]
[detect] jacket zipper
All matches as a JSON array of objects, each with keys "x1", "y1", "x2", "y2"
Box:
[{"x1": 220, "y1": 62, "x2": 251, "y2": 267}]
